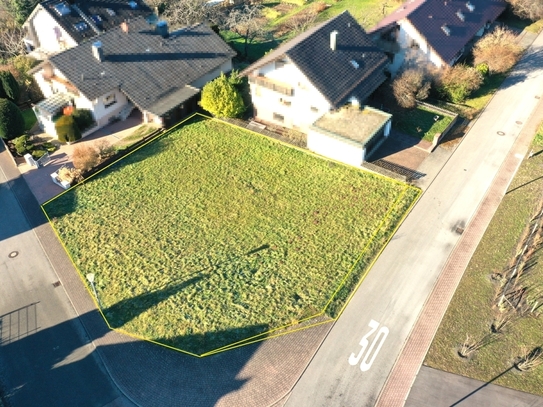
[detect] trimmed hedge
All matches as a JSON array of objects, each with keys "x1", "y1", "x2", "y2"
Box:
[
  {"x1": 72, "y1": 108, "x2": 95, "y2": 132},
  {"x1": 55, "y1": 114, "x2": 81, "y2": 143},
  {"x1": 0, "y1": 98, "x2": 25, "y2": 140},
  {"x1": 0, "y1": 71, "x2": 21, "y2": 102}
]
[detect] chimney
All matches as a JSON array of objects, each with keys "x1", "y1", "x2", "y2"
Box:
[
  {"x1": 120, "y1": 21, "x2": 129, "y2": 33},
  {"x1": 330, "y1": 30, "x2": 338, "y2": 51},
  {"x1": 92, "y1": 41, "x2": 104, "y2": 62},
  {"x1": 156, "y1": 20, "x2": 169, "y2": 39}
]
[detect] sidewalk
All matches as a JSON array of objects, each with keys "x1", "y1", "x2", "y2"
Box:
[{"x1": 375, "y1": 28, "x2": 543, "y2": 407}]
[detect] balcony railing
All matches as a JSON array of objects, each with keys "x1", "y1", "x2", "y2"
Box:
[
  {"x1": 249, "y1": 75, "x2": 293, "y2": 96},
  {"x1": 43, "y1": 74, "x2": 80, "y2": 96}
]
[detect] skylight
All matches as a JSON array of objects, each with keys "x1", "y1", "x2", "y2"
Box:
[
  {"x1": 73, "y1": 21, "x2": 88, "y2": 32},
  {"x1": 466, "y1": 1, "x2": 475, "y2": 12},
  {"x1": 106, "y1": 8, "x2": 116, "y2": 16},
  {"x1": 91, "y1": 14, "x2": 103, "y2": 24},
  {"x1": 350, "y1": 60, "x2": 359, "y2": 69},
  {"x1": 53, "y1": 2, "x2": 71, "y2": 16},
  {"x1": 456, "y1": 10, "x2": 465, "y2": 21},
  {"x1": 441, "y1": 24, "x2": 451, "y2": 36},
  {"x1": 128, "y1": 0, "x2": 138, "y2": 9}
]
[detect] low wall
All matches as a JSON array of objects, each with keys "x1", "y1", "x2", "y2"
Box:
[{"x1": 416, "y1": 101, "x2": 459, "y2": 151}]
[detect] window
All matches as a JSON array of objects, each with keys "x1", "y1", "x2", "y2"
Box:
[
  {"x1": 104, "y1": 93, "x2": 117, "y2": 108},
  {"x1": 91, "y1": 14, "x2": 103, "y2": 24},
  {"x1": 310, "y1": 106, "x2": 318, "y2": 113},
  {"x1": 273, "y1": 113, "x2": 284, "y2": 122},
  {"x1": 106, "y1": 8, "x2": 116, "y2": 16},
  {"x1": 73, "y1": 21, "x2": 88, "y2": 32},
  {"x1": 255, "y1": 85, "x2": 262, "y2": 97},
  {"x1": 441, "y1": 24, "x2": 451, "y2": 36},
  {"x1": 53, "y1": 2, "x2": 71, "y2": 16},
  {"x1": 279, "y1": 98, "x2": 291, "y2": 106},
  {"x1": 275, "y1": 60, "x2": 287, "y2": 69}
]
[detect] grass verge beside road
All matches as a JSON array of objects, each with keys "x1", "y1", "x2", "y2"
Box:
[
  {"x1": 425, "y1": 121, "x2": 543, "y2": 395},
  {"x1": 43, "y1": 115, "x2": 419, "y2": 355}
]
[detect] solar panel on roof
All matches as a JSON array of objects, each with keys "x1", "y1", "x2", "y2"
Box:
[{"x1": 53, "y1": 2, "x2": 71, "y2": 16}]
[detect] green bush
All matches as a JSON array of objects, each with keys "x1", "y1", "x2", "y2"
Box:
[
  {"x1": 200, "y1": 73, "x2": 246, "y2": 118},
  {"x1": 0, "y1": 71, "x2": 21, "y2": 102},
  {"x1": 475, "y1": 63, "x2": 489, "y2": 77},
  {"x1": 31, "y1": 148, "x2": 47, "y2": 159},
  {"x1": 72, "y1": 108, "x2": 95, "y2": 132},
  {"x1": 55, "y1": 115, "x2": 82, "y2": 144},
  {"x1": 42, "y1": 142, "x2": 56, "y2": 153},
  {"x1": 0, "y1": 98, "x2": 25, "y2": 140},
  {"x1": 13, "y1": 135, "x2": 31, "y2": 155}
]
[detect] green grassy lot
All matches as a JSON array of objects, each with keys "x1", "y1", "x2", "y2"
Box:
[
  {"x1": 22, "y1": 108, "x2": 36, "y2": 131},
  {"x1": 392, "y1": 105, "x2": 455, "y2": 142},
  {"x1": 43, "y1": 115, "x2": 418, "y2": 355},
  {"x1": 114, "y1": 124, "x2": 160, "y2": 149},
  {"x1": 425, "y1": 121, "x2": 543, "y2": 395},
  {"x1": 317, "y1": 0, "x2": 400, "y2": 28},
  {"x1": 464, "y1": 73, "x2": 508, "y2": 112}
]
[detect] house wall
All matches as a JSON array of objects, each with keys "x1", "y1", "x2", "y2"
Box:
[
  {"x1": 26, "y1": 8, "x2": 77, "y2": 54},
  {"x1": 394, "y1": 20, "x2": 446, "y2": 72},
  {"x1": 190, "y1": 60, "x2": 233, "y2": 89},
  {"x1": 91, "y1": 89, "x2": 129, "y2": 126},
  {"x1": 307, "y1": 129, "x2": 365, "y2": 167},
  {"x1": 249, "y1": 58, "x2": 331, "y2": 132}
]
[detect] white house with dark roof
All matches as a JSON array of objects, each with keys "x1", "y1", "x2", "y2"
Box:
[
  {"x1": 30, "y1": 17, "x2": 236, "y2": 138},
  {"x1": 240, "y1": 11, "x2": 392, "y2": 167},
  {"x1": 22, "y1": 0, "x2": 154, "y2": 58},
  {"x1": 368, "y1": 0, "x2": 506, "y2": 76},
  {"x1": 240, "y1": 11, "x2": 390, "y2": 133}
]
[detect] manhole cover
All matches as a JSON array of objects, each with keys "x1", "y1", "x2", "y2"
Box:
[
  {"x1": 516, "y1": 121, "x2": 523, "y2": 125},
  {"x1": 52, "y1": 281, "x2": 61, "y2": 288},
  {"x1": 497, "y1": 131, "x2": 505, "y2": 136},
  {"x1": 455, "y1": 226, "x2": 465, "y2": 235},
  {"x1": 8, "y1": 251, "x2": 19, "y2": 258}
]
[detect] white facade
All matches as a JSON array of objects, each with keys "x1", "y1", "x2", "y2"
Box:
[
  {"x1": 24, "y1": 7, "x2": 78, "y2": 55},
  {"x1": 388, "y1": 19, "x2": 446, "y2": 76},
  {"x1": 190, "y1": 60, "x2": 233, "y2": 89},
  {"x1": 33, "y1": 65, "x2": 129, "y2": 138},
  {"x1": 307, "y1": 131, "x2": 366, "y2": 167},
  {"x1": 249, "y1": 58, "x2": 331, "y2": 132}
]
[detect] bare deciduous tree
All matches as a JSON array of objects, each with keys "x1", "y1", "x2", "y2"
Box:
[
  {"x1": 392, "y1": 69, "x2": 431, "y2": 109},
  {"x1": 473, "y1": 26, "x2": 523, "y2": 74},
  {"x1": 507, "y1": 0, "x2": 543, "y2": 21},
  {"x1": 0, "y1": 23, "x2": 25, "y2": 60},
  {"x1": 284, "y1": 8, "x2": 318, "y2": 34},
  {"x1": 224, "y1": 4, "x2": 266, "y2": 59},
  {"x1": 162, "y1": 0, "x2": 224, "y2": 28}
]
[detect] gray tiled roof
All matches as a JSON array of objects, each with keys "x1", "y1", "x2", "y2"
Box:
[
  {"x1": 240, "y1": 11, "x2": 389, "y2": 109},
  {"x1": 38, "y1": 0, "x2": 153, "y2": 43},
  {"x1": 407, "y1": 0, "x2": 506, "y2": 63},
  {"x1": 48, "y1": 17, "x2": 236, "y2": 116}
]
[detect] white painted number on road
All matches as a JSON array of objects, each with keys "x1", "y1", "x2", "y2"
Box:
[{"x1": 348, "y1": 319, "x2": 389, "y2": 371}]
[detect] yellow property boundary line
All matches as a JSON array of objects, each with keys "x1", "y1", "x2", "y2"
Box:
[{"x1": 41, "y1": 113, "x2": 421, "y2": 357}]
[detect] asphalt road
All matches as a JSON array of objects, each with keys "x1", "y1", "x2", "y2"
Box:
[
  {"x1": 0, "y1": 167, "x2": 125, "y2": 407},
  {"x1": 284, "y1": 32, "x2": 543, "y2": 407}
]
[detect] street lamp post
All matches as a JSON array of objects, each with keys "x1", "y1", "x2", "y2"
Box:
[{"x1": 86, "y1": 273, "x2": 100, "y2": 306}]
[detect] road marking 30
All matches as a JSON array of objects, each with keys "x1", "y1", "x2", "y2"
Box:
[{"x1": 348, "y1": 319, "x2": 389, "y2": 371}]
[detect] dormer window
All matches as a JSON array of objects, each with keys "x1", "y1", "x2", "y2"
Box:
[
  {"x1": 73, "y1": 21, "x2": 88, "y2": 32},
  {"x1": 53, "y1": 2, "x2": 71, "y2": 16},
  {"x1": 466, "y1": 1, "x2": 475, "y2": 12},
  {"x1": 456, "y1": 10, "x2": 465, "y2": 21},
  {"x1": 441, "y1": 24, "x2": 451, "y2": 36}
]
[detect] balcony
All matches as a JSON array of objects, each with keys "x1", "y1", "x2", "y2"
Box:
[
  {"x1": 43, "y1": 74, "x2": 80, "y2": 96},
  {"x1": 249, "y1": 75, "x2": 293, "y2": 96}
]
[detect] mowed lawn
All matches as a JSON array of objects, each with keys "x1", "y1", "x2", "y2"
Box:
[
  {"x1": 44, "y1": 115, "x2": 418, "y2": 355},
  {"x1": 425, "y1": 122, "x2": 543, "y2": 395},
  {"x1": 393, "y1": 105, "x2": 455, "y2": 142}
]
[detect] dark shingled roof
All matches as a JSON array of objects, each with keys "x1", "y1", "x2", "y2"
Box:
[
  {"x1": 241, "y1": 11, "x2": 389, "y2": 109},
  {"x1": 37, "y1": 0, "x2": 152, "y2": 44},
  {"x1": 48, "y1": 17, "x2": 236, "y2": 116},
  {"x1": 407, "y1": 0, "x2": 506, "y2": 63}
]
